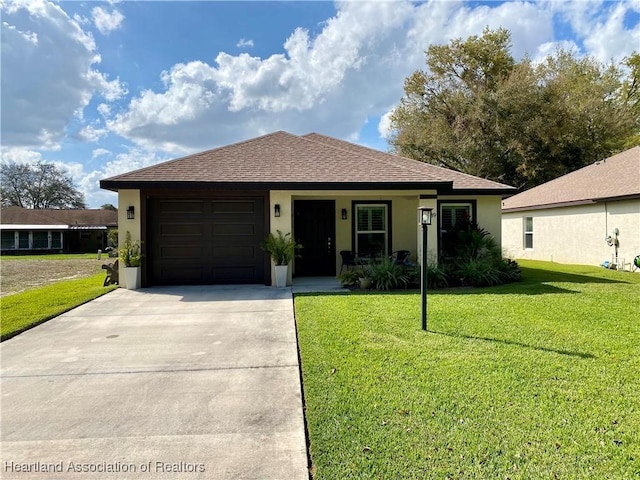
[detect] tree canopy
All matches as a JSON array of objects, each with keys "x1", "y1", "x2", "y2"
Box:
[
  {"x1": 0, "y1": 162, "x2": 86, "y2": 209},
  {"x1": 388, "y1": 28, "x2": 639, "y2": 190}
]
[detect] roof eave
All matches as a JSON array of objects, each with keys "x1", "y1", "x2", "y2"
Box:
[
  {"x1": 502, "y1": 193, "x2": 640, "y2": 213},
  {"x1": 100, "y1": 180, "x2": 456, "y2": 192},
  {"x1": 100, "y1": 179, "x2": 511, "y2": 194}
]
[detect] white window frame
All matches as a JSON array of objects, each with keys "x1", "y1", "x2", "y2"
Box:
[
  {"x1": 524, "y1": 216, "x2": 534, "y2": 249},
  {"x1": 354, "y1": 203, "x2": 389, "y2": 257},
  {"x1": 439, "y1": 202, "x2": 473, "y2": 232}
]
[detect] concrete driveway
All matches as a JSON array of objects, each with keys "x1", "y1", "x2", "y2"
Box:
[{"x1": 1, "y1": 285, "x2": 309, "y2": 479}]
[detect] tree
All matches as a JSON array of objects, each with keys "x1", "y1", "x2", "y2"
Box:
[
  {"x1": 101, "y1": 203, "x2": 117, "y2": 211},
  {"x1": 0, "y1": 162, "x2": 86, "y2": 209},
  {"x1": 388, "y1": 28, "x2": 639, "y2": 190}
]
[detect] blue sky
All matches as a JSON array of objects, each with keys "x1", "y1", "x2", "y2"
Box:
[{"x1": 1, "y1": 1, "x2": 639, "y2": 207}]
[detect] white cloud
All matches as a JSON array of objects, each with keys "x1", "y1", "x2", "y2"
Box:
[
  {"x1": 548, "y1": 0, "x2": 640, "y2": 62},
  {"x1": 91, "y1": 6, "x2": 124, "y2": 35},
  {"x1": 236, "y1": 38, "x2": 254, "y2": 48},
  {"x1": 377, "y1": 111, "x2": 393, "y2": 140},
  {"x1": 0, "y1": 147, "x2": 43, "y2": 165},
  {"x1": 92, "y1": 148, "x2": 111, "y2": 159},
  {"x1": 107, "y1": 1, "x2": 418, "y2": 152},
  {"x1": 0, "y1": 0, "x2": 126, "y2": 150},
  {"x1": 78, "y1": 148, "x2": 167, "y2": 207},
  {"x1": 78, "y1": 125, "x2": 108, "y2": 142}
]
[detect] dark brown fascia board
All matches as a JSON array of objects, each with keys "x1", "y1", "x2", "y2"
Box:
[
  {"x1": 443, "y1": 187, "x2": 517, "y2": 196},
  {"x1": 99, "y1": 180, "x2": 455, "y2": 192}
]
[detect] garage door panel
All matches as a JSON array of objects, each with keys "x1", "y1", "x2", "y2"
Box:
[
  {"x1": 212, "y1": 200, "x2": 257, "y2": 214},
  {"x1": 214, "y1": 223, "x2": 256, "y2": 236},
  {"x1": 212, "y1": 246, "x2": 257, "y2": 261},
  {"x1": 160, "y1": 245, "x2": 206, "y2": 260},
  {"x1": 148, "y1": 195, "x2": 265, "y2": 285},
  {"x1": 160, "y1": 223, "x2": 204, "y2": 236},
  {"x1": 159, "y1": 200, "x2": 205, "y2": 214}
]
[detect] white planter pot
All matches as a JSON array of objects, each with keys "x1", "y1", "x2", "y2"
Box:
[
  {"x1": 274, "y1": 265, "x2": 289, "y2": 288},
  {"x1": 124, "y1": 266, "x2": 140, "y2": 290}
]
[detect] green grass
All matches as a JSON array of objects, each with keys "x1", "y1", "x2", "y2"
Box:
[
  {"x1": 1, "y1": 273, "x2": 118, "y2": 341},
  {"x1": 295, "y1": 261, "x2": 640, "y2": 479},
  {"x1": 0, "y1": 253, "x2": 101, "y2": 260}
]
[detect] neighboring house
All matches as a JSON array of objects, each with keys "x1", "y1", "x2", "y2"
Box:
[
  {"x1": 502, "y1": 146, "x2": 640, "y2": 270},
  {"x1": 100, "y1": 131, "x2": 514, "y2": 286},
  {"x1": 0, "y1": 207, "x2": 118, "y2": 254}
]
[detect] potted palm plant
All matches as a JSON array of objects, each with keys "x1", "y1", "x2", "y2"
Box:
[
  {"x1": 119, "y1": 231, "x2": 142, "y2": 290},
  {"x1": 262, "y1": 230, "x2": 302, "y2": 287}
]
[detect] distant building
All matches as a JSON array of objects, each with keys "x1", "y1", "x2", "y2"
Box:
[
  {"x1": 502, "y1": 147, "x2": 640, "y2": 270},
  {"x1": 0, "y1": 207, "x2": 117, "y2": 254}
]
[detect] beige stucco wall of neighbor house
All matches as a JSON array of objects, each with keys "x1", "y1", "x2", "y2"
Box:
[
  {"x1": 117, "y1": 189, "x2": 142, "y2": 280},
  {"x1": 502, "y1": 199, "x2": 640, "y2": 269}
]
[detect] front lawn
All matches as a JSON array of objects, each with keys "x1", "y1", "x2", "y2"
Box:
[
  {"x1": 1, "y1": 273, "x2": 118, "y2": 341},
  {"x1": 295, "y1": 261, "x2": 640, "y2": 479}
]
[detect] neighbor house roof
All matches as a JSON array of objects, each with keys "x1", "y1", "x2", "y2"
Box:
[
  {"x1": 1, "y1": 207, "x2": 118, "y2": 229},
  {"x1": 100, "y1": 131, "x2": 514, "y2": 194},
  {"x1": 502, "y1": 146, "x2": 640, "y2": 212}
]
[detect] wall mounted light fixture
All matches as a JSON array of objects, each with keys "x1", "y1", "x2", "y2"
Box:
[
  {"x1": 341, "y1": 208, "x2": 348, "y2": 220},
  {"x1": 274, "y1": 204, "x2": 281, "y2": 217},
  {"x1": 126, "y1": 206, "x2": 135, "y2": 220}
]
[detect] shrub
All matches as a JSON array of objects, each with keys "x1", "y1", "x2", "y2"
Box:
[
  {"x1": 366, "y1": 258, "x2": 410, "y2": 290},
  {"x1": 440, "y1": 219, "x2": 522, "y2": 287},
  {"x1": 262, "y1": 230, "x2": 302, "y2": 265},
  {"x1": 338, "y1": 269, "x2": 364, "y2": 287},
  {"x1": 118, "y1": 231, "x2": 142, "y2": 267}
]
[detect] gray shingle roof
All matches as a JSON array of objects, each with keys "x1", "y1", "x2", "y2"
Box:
[
  {"x1": 100, "y1": 131, "x2": 514, "y2": 193},
  {"x1": 1, "y1": 206, "x2": 117, "y2": 227},
  {"x1": 502, "y1": 146, "x2": 640, "y2": 211}
]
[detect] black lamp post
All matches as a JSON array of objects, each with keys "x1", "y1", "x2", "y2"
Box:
[{"x1": 418, "y1": 207, "x2": 433, "y2": 331}]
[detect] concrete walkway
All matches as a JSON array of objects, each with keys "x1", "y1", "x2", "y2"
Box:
[{"x1": 1, "y1": 285, "x2": 309, "y2": 479}]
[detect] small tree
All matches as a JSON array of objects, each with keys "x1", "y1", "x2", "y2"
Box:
[{"x1": 0, "y1": 162, "x2": 86, "y2": 209}]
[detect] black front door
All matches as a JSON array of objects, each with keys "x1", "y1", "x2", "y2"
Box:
[{"x1": 294, "y1": 200, "x2": 336, "y2": 276}]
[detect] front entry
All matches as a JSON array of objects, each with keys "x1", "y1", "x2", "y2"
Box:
[{"x1": 294, "y1": 200, "x2": 336, "y2": 276}]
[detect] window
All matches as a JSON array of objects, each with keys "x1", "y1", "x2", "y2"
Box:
[
  {"x1": 18, "y1": 232, "x2": 30, "y2": 249},
  {"x1": 33, "y1": 231, "x2": 48, "y2": 249},
  {"x1": 51, "y1": 231, "x2": 62, "y2": 249},
  {"x1": 354, "y1": 203, "x2": 389, "y2": 257},
  {"x1": 440, "y1": 203, "x2": 473, "y2": 231},
  {"x1": 1, "y1": 231, "x2": 15, "y2": 250},
  {"x1": 524, "y1": 216, "x2": 533, "y2": 249}
]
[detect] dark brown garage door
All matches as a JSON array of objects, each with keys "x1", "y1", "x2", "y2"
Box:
[{"x1": 147, "y1": 195, "x2": 266, "y2": 285}]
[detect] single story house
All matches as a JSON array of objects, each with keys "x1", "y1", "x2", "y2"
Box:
[
  {"x1": 502, "y1": 146, "x2": 640, "y2": 270},
  {"x1": 0, "y1": 206, "x2": 118, "y2": 254},
  {"x1": 100, "y1": 131, "x2": 514, "y2": 286}
]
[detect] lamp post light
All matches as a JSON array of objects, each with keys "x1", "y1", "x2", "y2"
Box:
[{"x1": 418, "y1": 207, "x2": 433, "y2": 331}]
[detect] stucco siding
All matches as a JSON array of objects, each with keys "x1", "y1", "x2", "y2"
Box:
[
  {"x1": 271, "y1": 190, "x2": 440, "y2": 276},
  {"x1": 117, "y1": 190, "x2": 143, "y2": 280},
  {"x1": 502, "y1": 199, "x2": 640, "y2": 269}
]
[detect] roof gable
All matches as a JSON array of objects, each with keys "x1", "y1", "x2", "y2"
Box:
[
  {"x1": 100, "y1": 131, "x2": 514, "y2": 193},
  {"x1": 502, "y1": 146, "x2": 640, "y2": 211}
]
